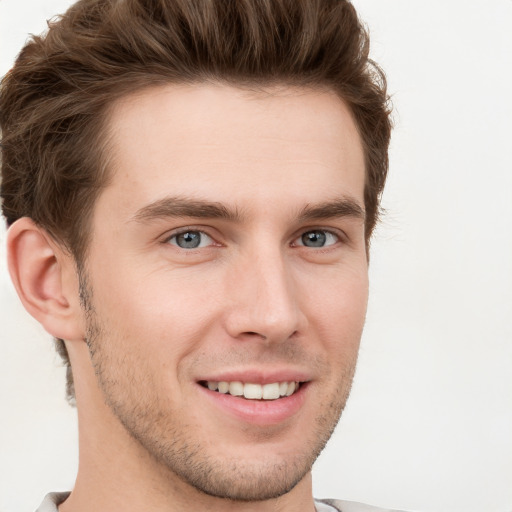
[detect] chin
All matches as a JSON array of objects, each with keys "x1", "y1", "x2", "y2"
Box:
[{"x1": 160, "y1": 450, "x2": 316, "y2": 502}]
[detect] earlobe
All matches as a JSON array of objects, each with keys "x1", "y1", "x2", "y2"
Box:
[{"x1": 7, "y1": 218, "x2": 84, "y2": 341}]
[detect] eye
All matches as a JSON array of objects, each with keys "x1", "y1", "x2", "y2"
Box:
[
  {"x1": 295, "y1": 229, "x2": 339, "y2": 248},
  {"x1": 167, "y1": 230, "x2": 214, "y2": 249}
]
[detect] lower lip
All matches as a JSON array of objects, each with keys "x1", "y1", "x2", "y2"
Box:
[{"x1": 197, "y1": 383, "x2": 308, "y2": 426}]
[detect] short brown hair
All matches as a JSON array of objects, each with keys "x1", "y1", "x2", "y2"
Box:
[{"x1": 1, "y1": 0, "x2": 392, "y2": 401}]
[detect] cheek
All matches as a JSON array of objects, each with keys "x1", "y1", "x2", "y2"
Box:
[
  {"x1": 301, "y1": 266, "x2": 368, "y2": 352},
  {"x1": 90, "y1": 264, "x2": 223, "y2": 357}
]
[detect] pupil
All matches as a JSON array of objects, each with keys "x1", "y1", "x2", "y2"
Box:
[
  {"x1": 177, "y1": 231, "x2": 201, "y2": 248},
  {"x1": 302, "y1": 231, "x2": 326, "y2": 247}
]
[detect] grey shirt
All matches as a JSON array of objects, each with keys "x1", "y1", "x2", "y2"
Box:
[{"x1": 36, "y1": 492, "x2": 405, "y2": 512}]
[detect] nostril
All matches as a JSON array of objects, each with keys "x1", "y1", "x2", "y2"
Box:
[{"x1": 242, "y1": 331, "x2": 267, "y2": 339}]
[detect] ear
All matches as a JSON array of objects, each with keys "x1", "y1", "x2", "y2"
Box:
[{"x1": 7, "y1": 217, "x2": 85, "y2": 341}]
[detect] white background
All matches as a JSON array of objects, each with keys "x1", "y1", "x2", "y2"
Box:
[{"x1": 1, "y1": 1, "x2": 511, "y2": 511}]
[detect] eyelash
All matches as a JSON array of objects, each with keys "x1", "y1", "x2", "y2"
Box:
[
  {"x1": 164, "y1": 228, "x2": 217, "y2": 250},
  {"x1": 292, "y1": 229, "x2": 341, "y2": 248},
  {"x1": 163, "y1": 227, "x2": 344, "y2": 250}
]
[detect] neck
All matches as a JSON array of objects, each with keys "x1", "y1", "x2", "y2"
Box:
[{"x1": 60, "y1": 342, "x2": 316, "y2": 512}]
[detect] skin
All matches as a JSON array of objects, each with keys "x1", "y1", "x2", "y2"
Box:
[{"x1": 8, "y1": 84, "x2": 368, "y2": 512}]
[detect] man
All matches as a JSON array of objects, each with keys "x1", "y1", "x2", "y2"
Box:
[{"x1": 1, "y1": 0, "x2": 396, "y2": 511}]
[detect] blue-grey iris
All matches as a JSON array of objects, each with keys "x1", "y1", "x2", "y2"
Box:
[
  {"x1": 176, "y1": 231, "x2": 202, "y2": 248},
  {"x1": 301, "y1": 230, "x2": 326, "y2": 247}
]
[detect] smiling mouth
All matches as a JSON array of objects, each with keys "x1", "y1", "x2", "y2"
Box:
[{"x1": 199, "y1": 381, "x2": 302, "y2": 400}]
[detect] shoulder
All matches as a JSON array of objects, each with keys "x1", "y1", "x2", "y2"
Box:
[
  {"x1": 35, "y1": 492, "x2": 70, "y2": 512},
  {"x1": 316, "y1": 498, "x2": 408, "y2": 512},
  {"x1": 36, "y1": 494, "x2": 405, "y2": 512}
]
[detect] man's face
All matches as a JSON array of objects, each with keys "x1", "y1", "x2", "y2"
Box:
[{"x1": 81, "y1": 84, "x2": 368, "y2": 500}]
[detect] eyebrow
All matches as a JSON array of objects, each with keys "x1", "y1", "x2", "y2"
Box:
[
  {"x1": 298, "y1": 197, "x2": 365, "y2": 222},
  {"x1": 130, "y1": 195, "x2": 365, "y2": 224},
  {"x1": 131, "y1": 196, "x2": 243, "y2": 223}
]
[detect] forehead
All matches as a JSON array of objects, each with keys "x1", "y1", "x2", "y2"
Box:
[{"x1": 97, "y1": 83, "x2": 365, "y2": 222}]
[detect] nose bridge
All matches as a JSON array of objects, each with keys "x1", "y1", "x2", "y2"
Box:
[{"x1": 225, "y1": 242, "x2": 303, "y2": 342}]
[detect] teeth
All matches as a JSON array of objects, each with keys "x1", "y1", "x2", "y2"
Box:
[
  {"x1": 229, "y1": 381, "x2": 244, "y2": 396},
  {"x1": 262, "y1": 383, "x2": 280, "y2": 399},
  {"x1": 285, "y1": 381, "x2": 296, "y2": 396},
  {"x1": 204, "y1": 380, "x2": 300, "y2": 400},
  {"x1": 218, "y1": 381, "x2": 229, "y2": 393},
  {"x1": 244, "y1": 383, "x2": 262, "y2": 399}
]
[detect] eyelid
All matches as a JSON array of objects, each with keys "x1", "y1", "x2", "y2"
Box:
[
  {"x1": 291, "y1": 227, "x2": 346, "y2": 248},
  {"x1": 161, "y1": 226, "x2": 220, "y2": 248}
]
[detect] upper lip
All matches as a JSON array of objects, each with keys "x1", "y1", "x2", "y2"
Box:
[{"x1": 196, "y1": 368, "x2": 312, "y2": 385}]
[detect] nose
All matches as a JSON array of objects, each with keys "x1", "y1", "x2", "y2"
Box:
[{"x1": 223, "y1": 246, "x2": 307, "y2": 344}]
